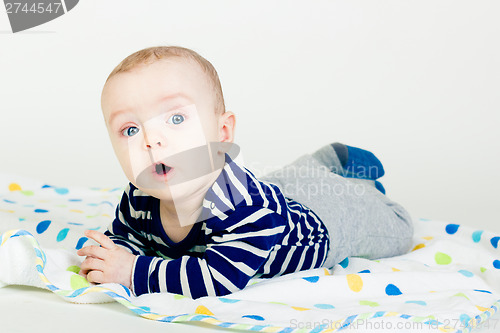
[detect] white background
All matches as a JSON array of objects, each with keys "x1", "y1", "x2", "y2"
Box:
[{"x1": 1, "y1": 0, "x2": 499, "y2": 232}]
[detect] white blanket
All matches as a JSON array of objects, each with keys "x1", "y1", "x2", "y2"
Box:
[{"x1": 1, "y1": 173, "x2": 499, "y2": 333}]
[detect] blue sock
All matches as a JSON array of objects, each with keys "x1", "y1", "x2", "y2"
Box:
[
  {"x1": 331, "y1": 143, "x2": 386, "y2": 194},
  {"x1": 331, "y1": 143, "x2": 385, "y2": 180}
]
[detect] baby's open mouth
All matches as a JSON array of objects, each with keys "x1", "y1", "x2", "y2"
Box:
[{"x1": 154, "y1": 163, "x2": 172, "y2": 175}]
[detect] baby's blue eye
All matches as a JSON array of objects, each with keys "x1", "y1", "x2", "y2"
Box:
[
  {"x1": 122, "y1": 127, "x2": 139, "y2": 137},
  {"x1": 168, "y1": 114, "x2": 185, "y2": 125}
]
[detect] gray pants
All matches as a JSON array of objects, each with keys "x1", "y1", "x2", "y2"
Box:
[{"x1": 261, "y1": 145, "x2": 414, "y2": 268}]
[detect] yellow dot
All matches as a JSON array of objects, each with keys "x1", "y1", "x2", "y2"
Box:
[
  {"x1": 346, "y1": 274, "x2": 363, "y2": 292},
  {"x1": 412, "y1": 243, "x2": 425, "y2": 251},
  {"x1": 392, "y1": 267, "x2": 400, "y2": 272},
  {"x1": 8, "y1": 183, "x2": 21, "y2": 191},
  {"x1": 476, "y1": 305, "x2": 489, "y2": 312},
  {"x1": 195, "y1": 305, "x2": 214, "y2": 316},
  {"x1": 70, "y1": 209, "x2": 84, "y2": 213},
  {"x1": 422, "y1": 236, "x2": 434, "y2": 240},
  {"x1": 291, "y1": 306, "x2": 310, "y2": 311},
  {"x1": 323, "y1": 268, "x2": 331, "y2": 276}
]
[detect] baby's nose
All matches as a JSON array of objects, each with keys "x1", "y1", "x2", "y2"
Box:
[{"x1": 146, "y1": 141, "x2": 162, "y2": 149}]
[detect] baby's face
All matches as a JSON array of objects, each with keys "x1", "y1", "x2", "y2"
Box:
[{"x1": 101, "y1": 58, "x2": 229, "y2": 203}]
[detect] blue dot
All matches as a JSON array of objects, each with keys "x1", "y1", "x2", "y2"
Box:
[
  {"x1": 56, "y1": 228, "x2": 69, "y2": 242},
  {"x1": 219, "y1": 298, "x2": 240, "y2": 303},
  {"x1": 303, "y1": 276, "x2": 319, "y2": 283},
  {"x1": 445, "y1": 224, "x2": 459, "y2": 235},
  {"x1": 385, "y1": 284, "x2": 402, "y2": 296},
  {"x1": 358, "y1": 270, "x2": 371, "y2": 274},
  {"x1": 405, "y1": 300, "x2": 427, "y2": 306},
  {"x1": 472, "y1": 230, "x2": 483, "y2": 243},
  {"x1": 55, "y1": 188, "x2": 69, "y2": 195},
  {"x1": 36, "y1": 220, "x2": 51, "y2": 234},
  {"x1": 242, "y1": 315, "x2": 264, "y2": 321},
  {"x1": 314, "y1": 304, "x2": 335, "y2": 309},
  {"x1": 34, "y1": 209, "x2": 49, "y2": 213},
  {"x1": 41, "y1": 184, "x2": 52, "y2": 189},
  {"x1": 458, "y1": 270, "x2": 474, "y2": 277},
  {"x1": 339, "y1": 257, "x2": 349, "y2": 268},
  {"x1": 68, "y1": 199, "x2": 82, "y2": 202},
  {"x1": 75, "y1": 237, "x2": 88, "y2": 250},
  {"x1": 460, "y1": 314, "x2": 471, "y2": 325},
  {"x1": 491, "y1": 237, "x2": 500, "y2": 249},
  {"x1": 474, "y1": 289, "x2": 492, "y2": 294},
  {"x1": 493, "y1": 260, "x2": 500, "y2": 269},
  {"x1": 3, "y1": 199, "x2": 16, "y2": 204}
]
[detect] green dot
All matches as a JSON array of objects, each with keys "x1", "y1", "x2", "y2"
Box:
[
  {"x1": 21, "y1": 190, "x2": 34, "y2": 196},
  {"x1": 453, "y1": 292, "x2": 470, "y2": 300},
  {"x1": 66, "y1": 265, "x2": 80, "y2": 274},
  {"x1": 359, "y1": 300, "x2": 379, "y2": 307},
  {"x1": 70, "y1": 274, "x2": 90, "y2": 290},
  {"x1": 480, "y1": 267, "x2": 487, "y2": 273},
  {"x1": 173, "y1": 294, "x2": 187, "y2": 300},
  {"x1": 435, "y1": 252, "x2": 452, "y2": 265}
]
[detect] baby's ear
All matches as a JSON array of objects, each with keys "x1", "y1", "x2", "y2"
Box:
[{"x1": 219, "y1": 111, "x2": 236, "y2": 143}]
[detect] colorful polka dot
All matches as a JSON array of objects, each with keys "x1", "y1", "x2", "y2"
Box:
[
  {"x1": 459, "y1": 314, "x2": 471, "y2": 325},
  {"x1": 493, "y1": 260, "x2": 500, "y2": 269},
  {"x1": 219, "y1": 298, "x2": 240, "y2": 303},
  {"x1": 458, "y1": 270, "x2": 473, "y2": 277},
  {"x1": 474, "y1": 289, "x2": 492, "y2": 294},
  {"x1": 75, "y1": 237, "x2": 88, "y2": 250},
  {"x1": 242, "y1": 315, "x2": 264, "y2": 321},
  {"x1": 3, "y1": 199, "x2": 16, "y2": 204},
  {"x1": 480, "y1": 267, "x2": 487, "y2": 273},
  {"x1": 314, "y1": 304, "x2": 335, "y2": 309},
  {"x1": 346, "y1": 274, "x2": 363, "y2": 292},
  {"x1": 195, "y1": 305, "x2": 214, "y2": 316},
  {"x1": 173, "y1": 294, "x2": 187, "y2": 300},
  {"x1": 291, "y1": 306, "x2": 310, "y2": 311},
  {"x1": 36, "y1": 220, "x2": 51, "y2": 234},
  {"x1": 490, "y1": 237, "x2": 499, "y2": 249},
  {"x1": 405, "y1": 300, "x2": 427, "y2": 306},
  {"x1": 412, "y1": 243, "x2": 425, "y2": 251},
  {"x1": 435, "y1": 252, "x2": 452, "y2": 265},
  {"x1": 56, "y1": 228, "x2": 69, "y2": 242},
  {"x1": 359, "y1": 300, "x2": 379, "y2": 307},
  {"x1": 358, "y1": 269, "x2": 370, "y2": 274},
  {"x1": 303, "y1": 276, "x2": 319, "y2": 283},
  {"x1": 55, "y1": 187, "x2": 69, "y2": 195},
  {"x1": 453, "y1": 292, "x2": 470, "y2": 299},
  {"x1": 70, "y1": 274, "x2": 90, "y2": 290},
  {"x1": 472, "y1": 230, "x2": 483, "y2": 243},
  {"x1": 34, "y1": 208, "x2": 49, "y2": 213},
  {"x1": 8, "y1": 183, "x2": 22, "y2": 191},
  {"x1": 385, "y1": 284, "x2": 402, "y2": 296},
  {"x1": 339, "y1": 257, "x2": 349, "y2": 268},
  {"x1": 21, "y1": 190, "x2": 34, "y2": 196},
  {"x1": 445, "y1": 224, "x2": 459, "y2": 234},
  {"x1": 66, "y1": 265, "x2": 80, "y2": 274}
]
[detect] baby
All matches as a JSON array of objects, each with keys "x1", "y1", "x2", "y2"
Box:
[{"x1": 77, "y1": 46, "x2": 413, "y2": 299}]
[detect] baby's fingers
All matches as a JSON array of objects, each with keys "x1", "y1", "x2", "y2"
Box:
[
  {"x1": 80, "y1": 257, "x2": 105, "y2": 273},
  {"x1": 84, "y1": 230, "x2": 116, "y2": 250},
  {"x1": 77, "y1": 245, "x2": 107, "y2": 259}
]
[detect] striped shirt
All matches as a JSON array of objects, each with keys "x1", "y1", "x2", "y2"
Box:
[{"x1": 105, "y1": 153, "x2": 329, "y2": 298}]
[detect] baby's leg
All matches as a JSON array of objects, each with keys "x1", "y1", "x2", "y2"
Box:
[{"x1": 260, "y1": 143, "x2": 414, "y2": 268}]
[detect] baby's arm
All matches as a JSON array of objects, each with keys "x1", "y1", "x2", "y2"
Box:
[{"x1": 131, "y1": 206, "x2": 285, "y2": 298}]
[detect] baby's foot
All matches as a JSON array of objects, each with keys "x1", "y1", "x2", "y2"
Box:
[{"x1": 331, "y1": 143, "x2": 385, "y2": 180}]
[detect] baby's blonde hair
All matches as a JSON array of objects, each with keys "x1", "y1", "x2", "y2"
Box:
[{"x1": 106, "y1": 46, "x2": 225, "y2": 114}]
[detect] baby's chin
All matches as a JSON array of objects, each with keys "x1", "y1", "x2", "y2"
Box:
[{"x1": 132, "y1": 173, "x2": 219, "y2": 202}]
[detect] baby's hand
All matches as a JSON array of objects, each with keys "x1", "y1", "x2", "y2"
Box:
[{"x1": 76, "y1": 230, "x2": 136, "y2": 289}]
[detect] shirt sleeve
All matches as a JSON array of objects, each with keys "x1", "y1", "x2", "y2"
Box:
[
  {"x1": 104, "y1": 183, "x2": 151, "y2": 256},
  {"x1": 131, "y1": 206, "x2": 286, "y2": 298}
]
